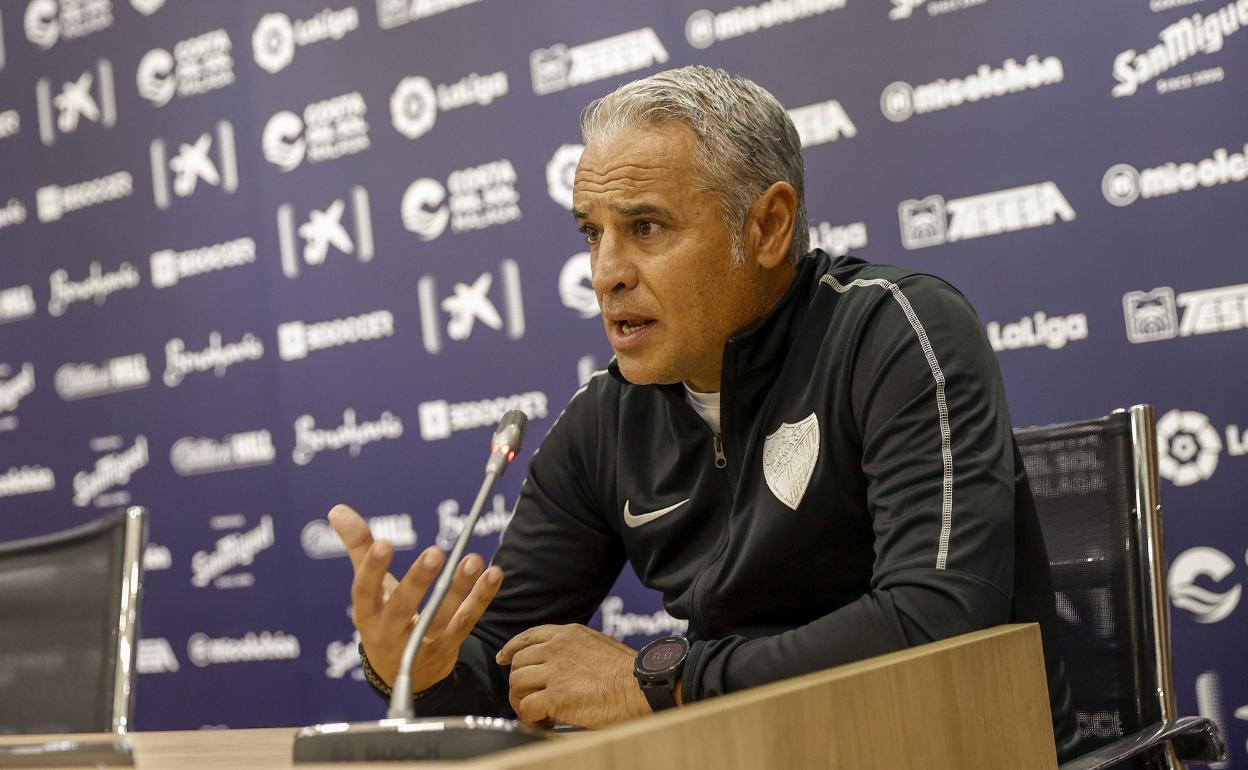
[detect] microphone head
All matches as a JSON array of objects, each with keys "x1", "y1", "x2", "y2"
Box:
[
  {"x1": 486, "y1": 410, "x2": 529, "y2": 476},
  {"x1": 497, "y1": 409, "x2": 528, "y2": 451}
]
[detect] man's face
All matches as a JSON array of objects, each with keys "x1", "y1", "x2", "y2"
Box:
[{"x1": 574, "y1": 123, "x2": 766, "y2": 391}]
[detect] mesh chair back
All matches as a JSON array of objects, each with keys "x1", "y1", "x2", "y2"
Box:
[
  {"x1": 0, "y1": 508, "x2": 145, "y2": 735},
  {"x1": 1015, "y1": 410, "x2": 1168, "y2": 770}
]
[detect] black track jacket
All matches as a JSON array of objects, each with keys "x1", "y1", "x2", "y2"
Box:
[{"x1": 410, "y1": 251, "x2": 1079, "y2": 758}]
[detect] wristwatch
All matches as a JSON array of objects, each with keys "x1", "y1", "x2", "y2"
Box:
[{"x1": 633, "y1": 635, "x2": 689, "y2": 712}]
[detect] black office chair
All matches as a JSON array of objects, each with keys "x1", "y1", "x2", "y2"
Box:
[
  {"x1": 1015, "y1": 405, "x2": 1226, "y2": 770},
  {"x1": 0, "y1": 507, "x2": 147, "y2": 735}
]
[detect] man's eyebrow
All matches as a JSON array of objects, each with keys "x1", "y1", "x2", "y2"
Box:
[
  {"x1": 572, "y1": 202, "x2": 676, "y2": 221},
  {"x1": 613, "y1": 203, "x2": 674, "y2": 218}
]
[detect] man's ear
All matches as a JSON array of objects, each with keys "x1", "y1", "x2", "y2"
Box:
[{"x1": 746, "y1": 182, "x2": 798, "y2": 269}]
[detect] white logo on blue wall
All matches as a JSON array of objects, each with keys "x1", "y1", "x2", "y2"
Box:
[
  {"x1": 251, "y1": 7, "x2": 359, "y2": 75},
  {"x1": 531, "y1": 28, "x2": 668, "y2": 95},
  {"x1": 401, "y1": 178, "x2": 449, "y2": 240},
  {"x1": 36, "y1": 59, "x2": 117, "y2": 146},
  {"x1": 252, "y1": 13, "x2": 296, "y2": 73},
  {"x1": 24, "y1": 0, "x2": 113, "y2": 49},
  {"x1": 390, "y1": 76, "x2": 437, "y2": 138},
  {"x1": 546, "y1": 144, "x2": 583, "y2": 210},
  {"x1": 278, "y1": 187, "x2": 373, "y2": 278},
  {"x1": 414, "y1": 260, "x2": 526, "y2": 354},
  {"x1": 599, "y1": 596, "x2": 688, "y2": 641},
  {"x1": 684, "y1": 1, "x2": 846, "y2": 49},
  {"x1": 1156, "y1": 409, "x2": 1221, "y2": 486},
  {"x1": 1103, "y1": 145, "x2": 1248, "y2": 207},
  {"x1": 560, "y1": 253, "x2": 598, "y2": 318},
  {"x1": 1123, "y1": 288, "x2": 1178, "y2": 343},
  {"x1": 1169, "y1": 546, "x2": 1242, "y2": 624},
  {"x1": 137, "y1": 29, "x2": 234, "y2": 107},
  {"x1": 262, "y1": 111, "x2": 306, "y2": 170},
  {"x1": 150, "y1": 122, "x2": 239, "y2": 210},
  {"x1": 436, "y1": 494, "x2": 513, "y2": 550},
  {"x1": 899, "y1": 182, "x2": 1075, "y2": 249}
]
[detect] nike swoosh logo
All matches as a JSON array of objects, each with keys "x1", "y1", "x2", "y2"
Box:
[{"x1": 623, "y1": 499, "x2": 690, "y2": 528}]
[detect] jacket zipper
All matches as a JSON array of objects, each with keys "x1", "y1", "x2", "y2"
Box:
[{"x1": 691, "y1": 430, "x2": 732, "y2": 640}]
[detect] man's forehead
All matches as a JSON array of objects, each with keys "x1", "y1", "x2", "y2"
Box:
[{"x1": 577, "y1": 124, "x2": 696, "y2": 176}]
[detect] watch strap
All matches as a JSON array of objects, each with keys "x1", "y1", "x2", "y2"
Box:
[{"x1": 640, "y1": 680, "x2": 678, "y2": 712}]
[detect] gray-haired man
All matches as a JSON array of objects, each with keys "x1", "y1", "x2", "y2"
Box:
[{"x1": 330, "y1": 65, "x2": 1079, "y2": 759}]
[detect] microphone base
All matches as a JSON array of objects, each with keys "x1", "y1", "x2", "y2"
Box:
[{"x1": 292, "y1": 716, "x2": 549, "y2": 763}]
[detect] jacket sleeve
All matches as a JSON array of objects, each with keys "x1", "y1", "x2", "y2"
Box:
[
  {"x1": 411, "y1": 380, "x2": 628, "y2": 717},
  {"x1": 683, "y1": 274, "x2": 1017, "y2": 701}
]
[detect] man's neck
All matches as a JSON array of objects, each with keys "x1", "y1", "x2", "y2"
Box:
[{"x1": 685, "y1": 260, "x2": 798, "y2": 393}]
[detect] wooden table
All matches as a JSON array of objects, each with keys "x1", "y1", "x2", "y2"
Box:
[{"x1": 0, "y1": 625, "x2": 1059, "y2": 770}]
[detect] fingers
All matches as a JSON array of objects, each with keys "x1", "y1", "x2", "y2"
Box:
[
  {"x1": 497, "y1": 625, "x2": 560, "y2": 665},
  {"x1": 506, "y1": 638, "x2": 547, "y2": 671},
  {"x1": 508, "y1": 662, "x2": 548, "y2": 715},
  {"x1": 379, "y1": 546, "x2": 443, "y2": 626},
  {"x1": 329, "y1": 504, "x2": 375, "y2": 571},
  {"x1": 515, "y1": 689, "x2": 552, "y2": 726},
  {"x1": 424, "y1": 553, "x2": 485, "y2": 632},
  {"x1": 444, "y1": 566, "x2": 504, "y2": 644},
  {"x1": 351, "y1": 540, "x2": 393, "y2": 626}
]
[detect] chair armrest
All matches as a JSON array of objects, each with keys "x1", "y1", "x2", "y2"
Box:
[{"x1": 1059, "y1": 716, "x2": 1227, "y2": 770}]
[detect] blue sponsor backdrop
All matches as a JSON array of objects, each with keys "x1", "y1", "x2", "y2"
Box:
[{"x1": 0, "y1": 0, "x2": 1245, "y2": 759}]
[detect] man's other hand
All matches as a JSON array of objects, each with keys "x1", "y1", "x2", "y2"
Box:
[
  {"x1": 496, "y1": 624, "x2": 650, "y2": 728},
  {"x1": 329, "y1": 504, "x2": 504, "y2": 694}
]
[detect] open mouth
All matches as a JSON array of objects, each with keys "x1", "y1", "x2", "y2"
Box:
[{"x1": 615, "y1": 318, "x2": 655, "y2": 336}]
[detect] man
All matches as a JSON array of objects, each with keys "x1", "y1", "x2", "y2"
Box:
[{"x1": 330, "y1": 65, "x2": 1079, "y2": 758}]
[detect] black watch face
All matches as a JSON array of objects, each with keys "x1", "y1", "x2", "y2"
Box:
[{"x1": 641, "y1": 638, "x2": 686, "y2": 674}]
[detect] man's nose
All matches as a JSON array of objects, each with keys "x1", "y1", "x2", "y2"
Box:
[{"x1": 590, "y1": 234, "x2": 638, "y2": 297}]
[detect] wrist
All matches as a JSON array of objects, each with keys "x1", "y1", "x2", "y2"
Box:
[{"x1": 633, "y1": 635, "x2": 688, "y2": 713}]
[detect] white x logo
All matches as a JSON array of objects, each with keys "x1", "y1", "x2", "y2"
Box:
[
  {"x1": 169, "y1": 133, "x2": 220, "y2": 197},
  {"x1": 54, "y1": 72, "x2": 99, "y2": 133},
  {"x1": 298, "y1": 199, "x2": 353, "y2": 265},
  {"x1": 441, "y1": 273, "x2": 503, "y2": 341}
]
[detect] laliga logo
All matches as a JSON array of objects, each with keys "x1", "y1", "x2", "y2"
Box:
[
  {"x1": 546, "y1": 144, "x2": 583, "y2": 210},
  {"x1": 251, "y1": 13, "x2": 296, "y2": 74},
  {"x1": 251, "y1": 7, "x2": 359, "y2": 75},
  {"x1": 400, "y1": 178, "x2": 449, "y2": 241},
  {"x1": 390, "y1": 76, "x2": 437, "y2": 139},
  {"x1": 559, "y1": 253, "x2": 598, "y2": 319},
  {"x1": 1168, "y1": 546, "x2": 1243, "y2": 624},
  {"x1": 1156, "y1": 409, "x2": 1221, "y2": 486}
]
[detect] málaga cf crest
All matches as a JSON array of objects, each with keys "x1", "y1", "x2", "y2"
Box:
[{"x1": 762, "y1": 413, "x2": 820, "y2": 511}]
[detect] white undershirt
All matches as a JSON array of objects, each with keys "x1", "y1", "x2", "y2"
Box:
[{"x1": 683, "y1": 384, "x2": 722, "y2": 434}]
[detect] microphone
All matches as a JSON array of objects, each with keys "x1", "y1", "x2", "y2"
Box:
[
  {"x1": 293, "y1": 410, "x2": 547, "y2": 763},
  {"x1": 388, "y1": 409, "x2": 528, "y2": 719}
]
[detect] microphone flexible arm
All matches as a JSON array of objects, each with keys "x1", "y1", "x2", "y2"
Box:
[
  {"x1": 387, "y1": 413, "x2": 526, "y2": 719},
  {"x1": 387, "y1": 470, "x2": 499, "y2": 719}
]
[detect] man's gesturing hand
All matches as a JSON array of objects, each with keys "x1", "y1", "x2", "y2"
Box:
[
  {"x1": 496, "y1": 624, "x2": 651, "y2": 728},
  {"x1": 329, "y1": 504, "x2": 504, "y2": 694}
]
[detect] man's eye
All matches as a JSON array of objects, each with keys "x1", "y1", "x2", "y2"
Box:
[
  {"x1": 580, "y1": 225, "x2": 599, "y2": 243},
  {"x1": 636, "y1": 220, "x2": 661, "y2": 237}
]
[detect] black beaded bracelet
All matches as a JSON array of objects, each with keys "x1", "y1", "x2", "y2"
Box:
[
  {"x1": 357, "y1": 643, "x2": 437, "y2": 702},
  {"x1": 357, "y1": 642, "x2": 393, "y2": 698}
]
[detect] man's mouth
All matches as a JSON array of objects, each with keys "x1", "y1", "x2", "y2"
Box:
[{"x1": 617, "y1": 318, "x2": 654, "y2": 336}]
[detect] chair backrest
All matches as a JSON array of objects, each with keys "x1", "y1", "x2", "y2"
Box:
[
  {"x1": 0, "y1": 507, "x2": 146, "y2": 735},
  {"x1": 1014, "y1": 405, "x2": 1177, "y2": 770}
]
